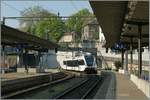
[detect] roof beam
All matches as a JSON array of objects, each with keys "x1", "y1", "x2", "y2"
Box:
[
  {"x1": 125, "y1": 19, "x2": 149, "y2": 25},
  {"x1": 1, "y1": 25, "x2": 59, "y2": 50},
  {"x1": 121, "y1": 34, "x2": 149, "y2": 38}
]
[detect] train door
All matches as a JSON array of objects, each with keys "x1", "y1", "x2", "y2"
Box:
[{"x1": 78, "y1": 59, "x2": 85, "y2": 71}]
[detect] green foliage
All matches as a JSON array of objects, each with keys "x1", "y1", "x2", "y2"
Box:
[
  {"x1": 20, "y1": 6, "x2": 55, "y2": 33},
  {"x1": 20, "y1": 6, "x2": 95, "y2": 43},
  {"x1": 104, "y1": 67, "x2": 112, "y2": 70},
  {"x1": 20, "y1": 5, "x2": 66, "y2": 43},
  {"x1": 35, "y1": 18, "x2": 66, "y2": 42},
  {"x1": 66, "y1": 8, "x2": 94, "y2": 41},
  {"x1": 93, "y1": 32, "x2": 99, "y2": 40},
  {"x1": 114, "y1": 61, "x2": 121, "y2": 71},
  {"x1": 60, "y1": 43, "x2": 69, "y2": 48}
]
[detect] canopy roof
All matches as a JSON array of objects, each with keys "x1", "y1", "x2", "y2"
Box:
[
  {"x1": 90, "y1": 1, "x2": 149, "y2": 48},
  {"x1": 1, "y1": 25, "x2": 59, "y2": 51}
]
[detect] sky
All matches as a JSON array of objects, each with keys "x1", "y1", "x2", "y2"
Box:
[{"x1": 1, "y1": 0, "x2": 93, "y2": 28}]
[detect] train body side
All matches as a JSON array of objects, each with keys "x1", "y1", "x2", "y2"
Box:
[{"x1": 56, "y1": 51, "x2": 97, "y2": 73}]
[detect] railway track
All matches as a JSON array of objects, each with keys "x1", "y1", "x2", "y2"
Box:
[
  {"x1": 4, "y1": 73, "x2": 102, "y2": 99},
  {"x1": 3, "y1": 73, "x2": 74, "y2": 99},
  {"x1": 8, "y1": 75, "x2": 88, "y2": 99},
  {"x1": 54, "y1": 75, "x2": 101, "y2": 99}
]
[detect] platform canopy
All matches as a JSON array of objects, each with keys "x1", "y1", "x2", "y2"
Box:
[
  {"x1": 1, "y1": 24, "x2": 59, "y2": 51},
  {"x1": 90, "y1": 1, "x2": 149, "y2": 48}
]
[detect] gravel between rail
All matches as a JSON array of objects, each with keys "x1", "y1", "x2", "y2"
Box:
[
  {"x1": 55, "y1": 75, "x2": 102, "y2": 99},
  {"x1": 9, "y1": 76, "x2": 88, "y2": 99}
]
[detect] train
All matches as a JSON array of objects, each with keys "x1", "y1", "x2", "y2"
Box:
[{"x1": 58, "y1": 52, "x2": 97, "y2": 74}]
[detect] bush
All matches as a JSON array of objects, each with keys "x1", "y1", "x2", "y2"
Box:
[
  {"x1": 114, "y1": 61, "x2": 121, "y2": 71},
  {"x1": 104, "y1": 67, "x2": 112, "y2": 70}
]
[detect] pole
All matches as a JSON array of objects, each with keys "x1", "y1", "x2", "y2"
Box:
[
  {"x1": 38, "y1": 51, "x2": 41, "y2": 73},
  {"x1": 121, "y1": 49, "x2": 124, "y2": 69},
  {"x1": 138, "y1": 25, "x2": 142, "y2": 78},
  {"x1": 19, "y1": 48, "x2": 23, "y2": 69},
  {"x1": 125, "y1": 50, "x2": 128, "y2": 75},
  {"x1": 16, "y1": 48, "x2": 18, "y2": 72},
  {"x1": 2, "y1": 45, "x2": 5, "y2": 74},
  {"x1": 130, "y1": 37, "x2": 133, "y2": 73},
  {"x1": 25, "y1": 49, "x2": 28, "y2": 74},
  {"x1": 3, "y1": 17, "x2": 5, "y2": 25}
]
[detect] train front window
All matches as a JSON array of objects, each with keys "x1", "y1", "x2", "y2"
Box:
[{"x1": 84, "y1": 55, "x2": 94, "y2": 66}]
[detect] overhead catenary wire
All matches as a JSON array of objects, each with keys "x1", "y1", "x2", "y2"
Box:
[
  {"x1": 2, "y1": 2, "x2": 21, "y2": 13},
  {"x1": 3, "y1": 16, "x2": 94, "y2": 22},
  {"x1": 70, "y1": 0, "x2": 79, "y2": 12}
]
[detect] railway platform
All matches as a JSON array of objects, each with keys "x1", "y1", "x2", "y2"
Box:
[
  {"x1": 94, "y1": 71, "x2": 148, "y2": 100},
  {"x1": 116, "y1": 73, "x2": 148, "y2": 100},
  {"x1": 1, "y1": 72, "x2": 50, "y2": 81}
]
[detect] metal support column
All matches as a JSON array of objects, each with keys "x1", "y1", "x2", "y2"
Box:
[
  {"x1": 138, "y1": 25, "x2": 142, "y2": 78},
  {"x1": 41, "y1": 53, "x2": 44, "y2": 73},
  {"x1": 40, "y1": 53, "x2": 43, "y2": 73},
  {"x1": 37, "y1": 51, "x2": 41, "y2": 73},
  {"x1": 2, "y1": 45, "x2": 5, "y2": 74},
  {"x1": 25, "y1": 49, "x2": 28, "y2": 73},
  {"x1": 2, "y1": 17, "x2": 5, "y2": 25},
  {"x1": 130, "y1": 37, "x2": 133, "y2": 72},
  {"x1": 121, "y1": 49, "x2": 124, "y2": 69},
  {"x1": 125, "y1": 50, "x2": 128, "y2": 74},
  {"x1": 16, "y1": 53, "x2": 18, "y2": 70},
  {"x1": 125, "y1": 20, "x2": 148, "y2": 77},
  {"x1": 19, "y1": 49, "x2": 23, "y2": 68}
]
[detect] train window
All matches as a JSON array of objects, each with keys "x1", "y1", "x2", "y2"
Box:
[
  {"x1": 66, "y1": 60, "x2": 72, "y2": 66},
  {"x1": 65, "y1": 60, "x2": 79, "y2": 67},
  {"x1": 73, "y1": 60, "x2": 79, "y2": 66},
  {"x1": 78, "y1": 60, "x2": 85, "y2": 65}
]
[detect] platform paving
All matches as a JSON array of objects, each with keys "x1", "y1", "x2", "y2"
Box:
[
  {"x1": 94, "y1": 71, "x2": 116, "y2": 99},
  {"x1": 116, "y1": 73, "x2": 148, "y2": 100},
  {"x1": 1, "y1": 72, "x2": 50, "y2": 81},
  {"x1": 94, "y1": 71, "x2": 148, "y2": 100}
]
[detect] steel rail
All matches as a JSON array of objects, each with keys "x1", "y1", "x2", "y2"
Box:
[
  {"x1": 54, "y1": 78, "x2": 89, "y2": 99},
  {"x1": 2, "y1": 74, "x2": 74, "y2": 99},
  {"x1": 81, "y1": 78, "x2": 100, "y2": 99},
  {"x1": 55, "y1": 76, "x2": 100, "y2": 99}
]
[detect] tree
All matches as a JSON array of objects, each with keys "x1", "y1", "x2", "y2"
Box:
[
  {"x1": 35, "y1": 18, "x2": 66, "y2": 42},
  {"x1": 114, "y1": 61, "x2": 122, "y2": 71},
  {"x1": 93, "y1": 32, "x2": 99, "y2": 40},
  {"x1": 66, "y1": 8, "x2": 94, "y2": 41},
  {"x1": 20, "y1": 6, "x2": 55, "y2": 33},
  {"x1": 19, "y1": 6, "x2": 66, "y2": 43}
]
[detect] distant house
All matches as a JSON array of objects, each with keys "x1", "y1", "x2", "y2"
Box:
[
  {"x1": 82, "y1": 18, "x2": 99, "y2": 41},
  {"x1": 59, "y1": 31, "x2": 77, "y2": 43},
  {"x1": 82, "y1": 18, "x2": 105, "y2": 43}
]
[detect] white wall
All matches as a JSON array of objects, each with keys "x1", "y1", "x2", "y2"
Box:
[
  {"x1": 130, "y1": 74, "x2": 150, "y2": 98},
  {"x1": 99, "y1": 27, "x2": 105, "y2": 43},
  {"x1": 59, "y1": 35, "x2": 73, "y2": 42}
]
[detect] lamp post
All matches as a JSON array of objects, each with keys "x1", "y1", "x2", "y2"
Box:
[{"x1": 45, "y1": 29, "x2": 50, "y2": 40}]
